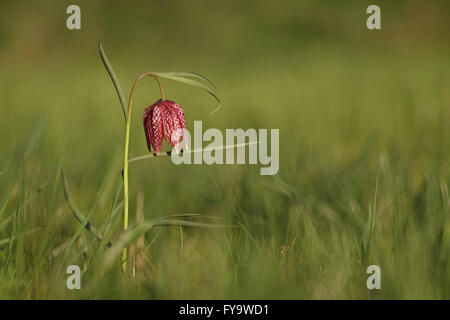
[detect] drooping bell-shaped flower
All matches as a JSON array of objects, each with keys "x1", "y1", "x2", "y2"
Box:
[{"x1": 143, "y1": 99, "x2": 187, "y2": 154}]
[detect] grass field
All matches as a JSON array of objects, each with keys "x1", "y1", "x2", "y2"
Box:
[{"x1": 0, "y1": 1, "x2": 449, "y2": 299}]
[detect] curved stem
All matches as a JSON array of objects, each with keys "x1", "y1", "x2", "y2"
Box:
[{"x1": 122, "y1": 72, "x2": 164, "y2": 272}]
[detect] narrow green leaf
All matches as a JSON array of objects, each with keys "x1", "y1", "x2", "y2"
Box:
[
  {"x1": 0, "y1": 227, "x2": 42, "y2": 247},
  {"x1": 0, "y1": 183, "x2": 44, "y2": 232},
  {"x1": 99, "y1": 41, "x2": 127, "y2": 121},
  {"x1": 61, "y1": 167, "x2": 112, "y2": 248},
  {"x1": 97, "y1": 201, "x2": 123, "y2": 254},
  {"x1": 154, "y1": 72, "x2": 221, "y2": 115},
  {"x1": 158, "y1": 213, "x2": 220, "y2": 220},
  {"x1": 0, "y1": 216, "x2": 12, "y2": 232},
  {"x1": 237, "y1": 221, "x2": 261, "y2": 252},
  {"x1": 154, "y1": 71, "x2": 216, "y2": 88},
  {"x1": 128, "y1": 141, "x2": 259, "y2": 164},
  {"x1": 102, "y1": 218, "x2": 235, "y2": 267}
]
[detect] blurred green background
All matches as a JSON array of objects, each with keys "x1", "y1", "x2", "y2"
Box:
[{"x1": 0, "y1": 0, "x2": 449, "y2": 299}]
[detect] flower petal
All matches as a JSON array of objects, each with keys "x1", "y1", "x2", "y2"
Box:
[
  {"x1": 171, "y1": 102, "x2": 188, "y2": 150},
  {"x1": 143, "y1": 105, "x2": 155, "y2": 152},
  {"x1": 151, "y1": 105, "x2": 164, "y2": 154},
  {"x1": 161, "y1": 103, "x2": 175, "y2": 147},
  {"x1": 169, "y1": 105, "x2": 184, "y2": 148}
]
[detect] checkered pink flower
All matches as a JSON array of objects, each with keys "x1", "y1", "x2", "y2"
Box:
[{"x1": 143, "y1": 99, "x2": 187, "y2": 154}]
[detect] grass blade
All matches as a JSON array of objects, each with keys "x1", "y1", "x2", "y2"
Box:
[
  {"x1": 0, "y1": 227, "x2": 42, "y2": 247},
  {"x1": 158, "y1": 213, "x2": 220, "y2": 220}
]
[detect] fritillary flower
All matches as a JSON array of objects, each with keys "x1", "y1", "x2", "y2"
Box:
[{"x1": 143, "y1": 99, "x2": 187, "y2": 154}]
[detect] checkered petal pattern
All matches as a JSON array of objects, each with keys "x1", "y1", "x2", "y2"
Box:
[{"x1": 143, "y1": 99, "x2": 187, "y2": 154}]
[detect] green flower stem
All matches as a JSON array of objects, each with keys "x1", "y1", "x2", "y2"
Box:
[{"x1": 122, "y1": 72, "x2": 164, "y2": 272}]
